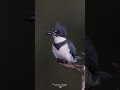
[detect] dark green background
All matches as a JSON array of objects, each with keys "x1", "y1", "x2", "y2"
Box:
[{"x1": 35, "y1": 0, "x2": 85, "y2": 90}]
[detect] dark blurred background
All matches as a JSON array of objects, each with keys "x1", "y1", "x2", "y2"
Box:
[
  {"x1": 86, "y1": 0, "x2": 120, "y2": 64},
  {"x1": 86, "y1": 0, "x2": 120, "y2": 89},
  {"x1": 1, "y1": 0, "x2": 120, "y2": 90},
  {"x1": 35, "y1": 0, "x2": 85, "y2": 90},
  {"x1": 0, "y1": 0, "x2": 34, "y2": 90}
]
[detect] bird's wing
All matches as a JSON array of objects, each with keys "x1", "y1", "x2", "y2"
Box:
[
  {"x1": 85, "y1": 36, "x2": 99, "y2": 74},
  {"x1": 67, "y1": 39, "x2": 77, "y2": 58}
]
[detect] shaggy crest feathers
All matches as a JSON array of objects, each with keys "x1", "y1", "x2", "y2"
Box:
[{"x1": 55, "y1": 21, "x2": 67, "y2": 37}]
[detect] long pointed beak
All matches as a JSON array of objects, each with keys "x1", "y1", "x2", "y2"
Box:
[{"x1": 45, "y1": 31, "x2": 54, "y2": 35}]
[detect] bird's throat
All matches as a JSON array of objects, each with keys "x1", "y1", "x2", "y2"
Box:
[{"x1": 54, "y1": 36, "x2": 66, "y2": 43}]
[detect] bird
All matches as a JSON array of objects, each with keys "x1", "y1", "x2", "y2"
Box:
[
  {"x1": 85, "y1": 36, "x2": 99, "y2": 75},
  {"x1": 85, "y1": 36, "x2": 112, "y2": 89},
  {"x1": 45, "y1": 21, "x2": 81, "y2": 63}
]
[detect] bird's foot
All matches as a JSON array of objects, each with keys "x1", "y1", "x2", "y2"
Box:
[{"x1": 56, "y1": 58, "x2": 68, "y2": 64}]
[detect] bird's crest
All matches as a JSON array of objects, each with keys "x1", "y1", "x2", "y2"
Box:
[{"x1": 55, "y1": 21, "x2": 67, "y2": 37}]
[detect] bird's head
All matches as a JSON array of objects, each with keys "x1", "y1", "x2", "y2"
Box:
[{"x1": 45, "y1": 21, "x2": 67, "y2": 38}]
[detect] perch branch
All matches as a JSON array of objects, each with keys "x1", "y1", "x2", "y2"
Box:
[{"x1": 59, "y1": 62, "x2": 85, "y2": 90}]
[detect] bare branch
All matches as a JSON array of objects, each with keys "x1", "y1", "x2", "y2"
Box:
[{"x1": 59, "y1": 62, "x2": 85, "y2": 90}]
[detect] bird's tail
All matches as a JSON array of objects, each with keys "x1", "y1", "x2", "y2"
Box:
[
  {"x1": 95, "y1": 71, "x2": 112, "y2": 79},
  {"x1": 75, "y1": 56, "x2": 83, "y2": 60}
]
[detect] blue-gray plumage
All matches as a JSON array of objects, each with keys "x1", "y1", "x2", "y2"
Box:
[
  {"x1": 67, "y1": 39, "x2": 80, "y2": 59},
  {"x1": 85, "y1": 36, "x2": 112, "y2": 89},
  {"x1": 45, "y1": 21, "x2": 81, "y2": 63},
  {"x1": 54, "y1": 21, "x2": 67, "y2": 37},
  {"x1": 85, "y1": 36, "x2": 98, "y2": 74}
]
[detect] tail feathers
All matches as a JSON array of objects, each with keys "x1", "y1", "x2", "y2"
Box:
[
  {"x1": 96, "y1": 71, "x2": 112, "y2": 79},
  {"x1": 75, "y1": 56, "x2": 83, "y2": 59}
]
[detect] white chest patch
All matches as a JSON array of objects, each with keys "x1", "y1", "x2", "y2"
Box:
[{"x1": 52, "y1": 44, "x2": 77, "y2": 63}]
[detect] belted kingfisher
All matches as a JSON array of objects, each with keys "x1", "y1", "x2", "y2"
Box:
[
  {"x1": 45, "y1": 21, "x2": 81, "y2": 63},
  {"x1": 85, "y1": 36, "x2": 112, "y2": 89}
]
